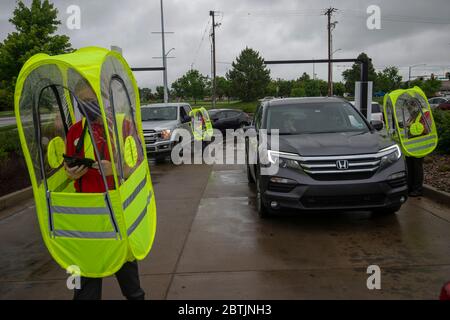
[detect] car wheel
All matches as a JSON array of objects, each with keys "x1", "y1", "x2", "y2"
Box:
[
  {"x1": 255, "y1": 173, "x2": 271, "y2": 218},
  {"x1": 245, "y1": 143, "x2": 255, "y2": 184},
  {"x1": 155, "y1": 154, "x2": 167, "y2": 163},
  {"x1": 372, "y1": 204, "x2": 402, "y2": 215},
  {"x1": 247, "y1": 164, "x2": 254, "y2": 184}
]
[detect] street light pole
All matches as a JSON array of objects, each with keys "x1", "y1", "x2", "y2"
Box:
[
  {"x1": 160, "y1": 0, "x2": 169, "y2": 103},
  {"x1": 408, "y1": 63, "x2": 427, "y2": 84}
]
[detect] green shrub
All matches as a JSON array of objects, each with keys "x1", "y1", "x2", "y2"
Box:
[
  {"x1": 0, "y1": 130, "x2": 22, "y2": 160},
  {"x1": 433, "y1": 109, "x2": 450, "y2": 154}
]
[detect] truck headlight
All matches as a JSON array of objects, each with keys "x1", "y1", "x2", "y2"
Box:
[
  {"x1": 379, "y1": 144, "x2": 401, "y2": 170},
  {"x1": 267, "y1": 150, "x2": 302, "y2": 170},
  {"x1": 161, "y1": 129, "x2": 171, "y2": 140}
]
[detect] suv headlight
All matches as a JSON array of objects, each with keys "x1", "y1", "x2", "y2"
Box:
[
  {"x1": 379, "y1": 144, "x2": 402, "y2": 170},
  {"x1": 161, "y1": 129, "x2": 172, "y2": 140},
  {"x1": 267, "y1": 150, "x2": 302, "y2": 170}
]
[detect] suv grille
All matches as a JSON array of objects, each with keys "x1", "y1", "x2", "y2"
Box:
[
  {"x1": 299, "y1": 154, "x2": 381, "y2": 181},
  {"x1": 301, "y1": 194, "x2": 385, "y2": 208}
]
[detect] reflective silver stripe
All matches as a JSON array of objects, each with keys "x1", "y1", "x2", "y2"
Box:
[
  {"x1": 404, "y1": 135, "x2": 437, "y2": 146},
  {"x1": 123, "y1": 177, "x2": 147, "y2": 210},
  {"x1": 127, "y1": 194, "x2": 152, "y2": 237},
  {"x1": 407, "y1": 143, "x2": 436, "y2": 153},
  {"x1": 51, "y1": 206, "x2": 109, "y2": 215},
  {"x1": 53, "y1": 230, "x2": 117, "y2": 239}
]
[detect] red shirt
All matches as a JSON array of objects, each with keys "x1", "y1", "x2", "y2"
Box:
[{"x1": 66, "y1": 120, "x2": 115, "y2": 193}]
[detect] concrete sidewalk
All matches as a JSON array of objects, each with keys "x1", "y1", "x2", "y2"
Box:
[{"x1": 0, "y1": 161, "x2": 212, "y2": 299}]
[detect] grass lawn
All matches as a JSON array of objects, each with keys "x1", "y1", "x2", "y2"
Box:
[{"x1": 0, "y1": 110, "x2": 15, "y2": 117}]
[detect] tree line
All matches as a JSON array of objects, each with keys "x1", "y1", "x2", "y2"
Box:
[{"x1": 143, "y1": 49, "x2": 442, "y2": 104}]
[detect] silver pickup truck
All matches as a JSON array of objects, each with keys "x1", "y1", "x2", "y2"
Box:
[{"x1": 141, "y1": 103, "x2": 193, "y2": 161}]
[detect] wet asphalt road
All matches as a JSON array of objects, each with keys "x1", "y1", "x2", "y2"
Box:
[{"x1": 0, "y1": 156, "x2": 450, "y2": 299}]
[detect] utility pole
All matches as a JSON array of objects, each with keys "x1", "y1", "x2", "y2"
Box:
[
  {"x1": 160, "y1": 0, "x2": 169, "y2": 103},
  {"x1": 324, "y1": 7, "x2": 338, "y2": 96},
  {"x1": 210, "y1": 10, "x2": 219, "y2": 108}
]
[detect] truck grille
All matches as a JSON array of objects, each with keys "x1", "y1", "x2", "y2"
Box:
[
  {"x1": 143, "y1": 129, "x2": 161, "y2": 144},
  {"x1": 298, "y1": 154, "x2": 381, "y2": 181}
]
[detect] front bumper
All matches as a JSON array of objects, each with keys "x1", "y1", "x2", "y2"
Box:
[
  {"x1": 259, "y1": 160, "x2": 408, "y2": 211},
  {"x1": 145, "y1": 140, "x2": 174, "y2": 155}
]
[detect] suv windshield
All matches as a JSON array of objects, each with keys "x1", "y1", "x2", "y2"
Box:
[
  {"x1": 141, "y1": 106, "x2": 177, "y2": 121},
  {"x1": 266, "y1": 102, "x2": 369, "y2": 134}
]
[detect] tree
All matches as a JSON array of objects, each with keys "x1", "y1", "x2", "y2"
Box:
[
  {"x1": 0, "y1": 0, "x2": 72, "y2": 110},
  {"x1": 407, "y1": 78, "x2": 442, "y2": 97},
  {"x1": 155, "y1": 86, "x2": 165, "y2": 100},
  {"x1": 375, "y1": 67, "x2": 402, "y2": 93},
  {"x1": 215, "y1": 76, "x2": 231, "y2": 100},
  {"x1": 342, "y1": 52, "x2": 376, "y2": 95},
  {"x1": 139, "y1": 87, "x2": 153, "y2": 103},
  {"x1": 333, "y1": 82, "x2": 346, "y2": 96},
  {"x1": 226, "y1": 47, "x2": 271, "y2": 102},
  {"x1": 290, "y1": 82, "x2": 306, "y2": 97},
  {"x1": 171, "y1": 69, "x2": 208, "y2": 103}
]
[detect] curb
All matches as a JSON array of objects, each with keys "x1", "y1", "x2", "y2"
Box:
[
  {"x1": 0, "y1": 186, "x2": 33, "y2": 212},
  {"x1": 423, "y1": 184, "x2": 450, "y2": 207}
]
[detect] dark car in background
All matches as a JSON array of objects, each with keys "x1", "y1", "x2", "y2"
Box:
[
  {"x1": 209, "y1": 109, "x2": 251, "y2": 131},
  {"x1": 246, "y1": 97, "x2": 408, "y2": 218},
  {"x1": 428, "y1": 96, "x2": 450, "y2": 109}
]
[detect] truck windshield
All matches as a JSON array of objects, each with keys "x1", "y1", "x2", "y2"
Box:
[
  {"x1": 266, "y1": 102, "x2": 369, "y2": 134},
  {"x1": 141, "y1": 107, "x2": 177, "y2": 121}
]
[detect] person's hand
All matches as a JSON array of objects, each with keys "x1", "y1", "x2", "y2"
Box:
[
  {"x1": 93, "y1": 160, "x2": 114, "y2": 176},
  {"x1": 65, "y1": 163, "x2": 88, "y2": 180}
]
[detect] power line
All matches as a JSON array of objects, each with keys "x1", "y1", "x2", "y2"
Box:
[
  {"x1": 191, "y1": 18, "x2": 211, "y2": 69},
  {"x1": 336, "y1": 9, "x2": 450, "y2": 25}
]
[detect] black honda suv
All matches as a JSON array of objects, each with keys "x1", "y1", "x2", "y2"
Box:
[{"x1": 246, "y1": 97, "x2": 408, "y2": 217}]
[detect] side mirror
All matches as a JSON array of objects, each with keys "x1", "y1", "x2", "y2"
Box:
[
  {"x1": 181, "y1": 115, "x2": 190, "y2": 123},
  {"x1": 371, "y1": 120, "x2": 384, "y2": 131}
]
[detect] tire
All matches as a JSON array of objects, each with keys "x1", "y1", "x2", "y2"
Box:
[
  {"x1": 255, "y1": 173, "x2": 271, "y2": 219},
  {"x1": 245, "y1": 142, "x2": 255, "y2": 184},
  {"x1": 155, "y1": 154, "x2": 167, "y2": 163},
  {"x1": 247, "y1": 164, "x2": 254, "y2": 183},
  {"x1": 372, "y1": 204, "x2": 402, "y2": 215}
]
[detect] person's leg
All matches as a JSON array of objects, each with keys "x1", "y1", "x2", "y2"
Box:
[
  {"x1": 115, "y1": 261, "x2": 145, "y2": 300},
  {"x1": 413, "y1": 157, "x2": 424, "y2": 193},
  {"x1": 73, "y1": 277, "x2": 102, "y2": 300},
  {"x1": 406, "y1": 156, "x2": 414, "y2": 192}
]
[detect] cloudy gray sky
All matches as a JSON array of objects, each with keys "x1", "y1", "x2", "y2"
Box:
[{"x1": 1, "y1": 0, "x2": 449, "y2": 91}]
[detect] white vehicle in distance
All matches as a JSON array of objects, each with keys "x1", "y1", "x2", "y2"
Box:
[
  {"x1": 349, "y1": 101, "x2": 384, "y2": 124},
  {"x1": 140, "y1": 103, "x2": 193, "y2": 162}
]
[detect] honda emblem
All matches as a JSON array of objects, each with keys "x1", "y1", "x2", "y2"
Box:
[{"x1": 336, "y1": 160, "x2": 349, "y2": 170}]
